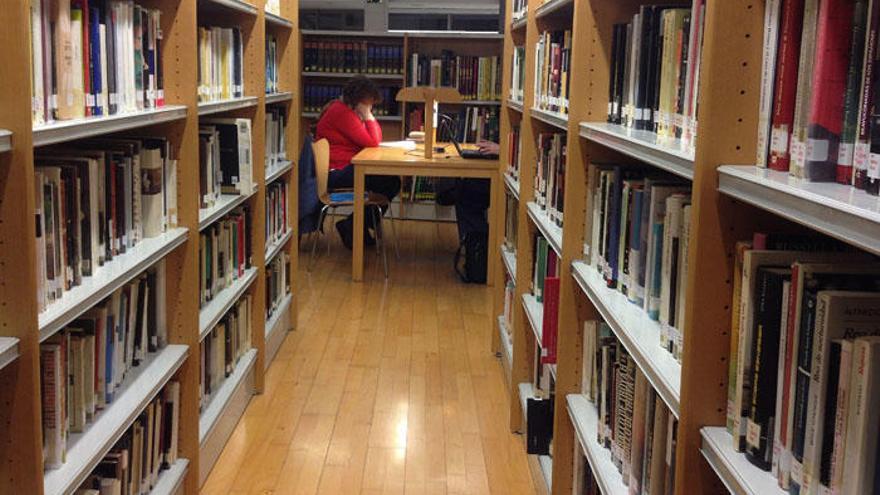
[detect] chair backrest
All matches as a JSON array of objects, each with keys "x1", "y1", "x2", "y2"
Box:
[{"x1": 311, "y1": 138, "x2": 330, "y2": 201}]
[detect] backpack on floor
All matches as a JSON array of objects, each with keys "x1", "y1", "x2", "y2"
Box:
[{"x1": 454, "y1": 230, "x2": 488, "y2": 284}]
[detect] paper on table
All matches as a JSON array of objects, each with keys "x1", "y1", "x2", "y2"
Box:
[{"x1": 379, "y1": 140, "x2": 417, "y2": 150}]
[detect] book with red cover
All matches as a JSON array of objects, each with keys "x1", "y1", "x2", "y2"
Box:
[
  {"x1": 768, "y1": 0, "x2": 805, "y2": 172},
  {"x1": 541, "y1": 276, "x2": 560, "y2": 364},
  {"x1": 803, "y1": 0, "x2": 855, "y2": 182}
]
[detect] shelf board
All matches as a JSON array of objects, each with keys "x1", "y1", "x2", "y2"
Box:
[
  {"x1": 150, "y1": 458, "x2": 189, "y2": 495},
  {"x1": 301, "y1": 29, "x2": 405, "y2": 38},
  {"x1": 265, "y1": 11, "x2": 293, "y2": 28},
  {"x1": 301, "y1": 112, "x2": 403, "y2": 122},
  {"x1": 0, "y1": 129, "x2": 11, "y2": 152},
  {"x1": 265, "y1": 229, "x2": 293, "y2": 263},
  {"x1": 571, "y1": 261, "x2": 681, "y2": 417},
  {"x1": 199, "y1": 189, "x2": 257, "y2": 231},
  {"x1": 441, "y1": 100, "x2": 502, "y2": 106},
  {"x1": 266, "y1": 159, "x2": 294, "y2": 183},
  {"x1": 497, "y1": 315, "x2": 513, "y2": 382},
  {"x1": 43, "y1": 345, "x2": 188, "y2": 495},
  {"x1": 501, "y1": 245, "x2": 517, "y2": 281},
  {"x1": 265, "y1": 91, "x2": 293, "y2": 104},
  {"x1": 0, "y1": 337, "x2": 20, "y2": 372},
  {"x1": 266, "y1": 291, "x2": 293, "y2": 342},
  {"x1": 701, "y1": 427, "x2": 787, "y2": 495},
  {"x1": 400, "y1": 30, "x2": 504, "y2": 40},
  {"x1": 566, "y1": 395, "x2": 629, "y2": 495},
  {"x1": 265, "y1": 291, "x2": 292, "y2": 370},
  {"x1": 197, "y1": 96, "x2": 259, "y2": 116},
  {"x1": 510, "y1": 16, "x2": 528, "y2": 32},
  {"x1": 301, "y1": 71, "x2": 404, "y2": 80},
  {"x1": 521, "y1": 293, "x2": 544, "y2": 345},
  {"x1": 39, "y1": 228, "x2": 189, "y2": 342},
  {"x1": 507, "y1": 99, "x2": 524, "y2": 113},
  {"x1": 579, "y1": 122, "x2": 695, "y2": 180},
  {"x1": 504, "y1": 172, "x2": 521, "y2": 200},
  {"x1": 535, "y1": 0, "x2": 573, "y2": 19},
  {"x1": 531, "y1": 107, "x2": 569, "y2": 131},
  {"x1": 199, "y1": 348, "x2": 257, "y2": 445},
  {"x1": 33, "y1": 106, "x2": 188, "y2": 147},
  {"x1": 537, "y1": 454, "x2": 553, "y2": 492},
  {"x1": 199, "y1": 267, "x2": 259, "y2": 341},
  {"x1": 718, "y1": 165, "x2": 880, "y2": 257},
  {"x1": 200, "y1": 0, "x2": 257, "y2": 15},
  {"x1": 526, "y1": 201, "x2": 563, "y2": 257}
]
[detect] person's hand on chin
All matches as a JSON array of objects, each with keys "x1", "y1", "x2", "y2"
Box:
[{"x1": 356, "y1": 102, "x2": 376, "y2": 121}]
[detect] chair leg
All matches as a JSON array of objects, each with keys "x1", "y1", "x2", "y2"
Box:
[
  {"x1": 372, "y1": 206, "x2": 388, "y2": 278},
  {"x1": 326, "y1": 206, "x2": 337, "y2": 257},
  {"x1": 308, "y1": 205, "x2": 329, "y2": 271},
  {"x1": 387, "y1": 209, "x2": 400, "y2": 259}
]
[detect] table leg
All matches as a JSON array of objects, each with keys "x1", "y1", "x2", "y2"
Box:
[
  {"x1": 487, "y1": 172, "x2": 500, "y2": 288},
  {"x1": 353, "y1": 168, "x2": 365, "y2": 282}
]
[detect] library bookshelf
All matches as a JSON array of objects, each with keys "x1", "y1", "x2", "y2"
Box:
[
  {"x1": 491, "y1": 0, "x2": 821, "y2": 494},
  {"x1": 0, "y1": 0, "x2": 300, "y2": 493}
]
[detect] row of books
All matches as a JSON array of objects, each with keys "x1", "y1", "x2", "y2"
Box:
[
  {"x1": 198, "y1": 208, "x2": 252, "y2": 308},
  {"x1": 199, "y1": 295, "x2": 253, "y2": 413},
  {"x1": 303, "y1": 85, "x2": 400, "y2": 116},
  {"x1": 199, "y1": 117, "x2": 255, "y2": 211},
  {"x1": 266, "y1": 252, "x2": 290, "y2": 322},
  {"x1": 534, "y1": 30, "x2": 571, "y2": 115},
  {"x1": 266, "y1": 34, "x2": 279, "y2": 95},
  {"x1": 607, "y1": 2, "x2": 705, "y2": 145},
  {"x1": 507, "y1": 124, "x2": 522, "y2": 181},
  {"x1": 41, "y1": 265, "x2": 166, "y2": 469},
  {"x1": 532, "y1": 233, "x2": 561, "y2": 366},
  {"x1": 512, "y1": 0, "x2": 527, "y2": 19},
  {"x1": 586, "y1": 165, "x2": 692, "y2": 362},
  {"x1": 399, "y1": 177, "x2": 436, "y2": 202},
  {"x1": 302, "y1": 40, "x2": 404, "y2": 75},
  {"x1": 449, "y1": 107, "x2": 500, "y2": 144},
  {"x1": 725, "y1": 233, "x2": 880, "y2": 494},
  {"x1": 73, "y1": 381, "x2": 180, "y2": 495},
  {"x1": 197, "y1": 26, "x2": 244, "y2": 103},
  {"x1": 756, "y1": 0, "x2": 880, "y2": 194},
  {"x1": 265, "y1": 180, "x2": 289, "y2": 249},
  {"x1": 504, "y1": 194, "x2": 518, "y2": 253},
  {"x1": 510, "y1": 46, "x2": 526, "y2": 103},
  {"x1": 408, "y1": 52, "x2": 502, "y2": 101},
  {"x1": 35, "y1": 137, "x2": 178, "y2": 314},
  {"x1": 265, "y1": 107, "x2": 288, "y2": 172},
  {"x1": 503, "y1": 276, "x2": 515, "y2": 338},
  {"x1": 581, "y1": 320, "x2": 678, "y2": 495},
  {"x1": 29, "y1": 0, "x2": 166, "y2": 125},
  {"x1": 534, "y1": 132, "x2": 566, "y2": 228}
]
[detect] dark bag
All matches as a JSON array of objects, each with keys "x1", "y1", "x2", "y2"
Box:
[{"x1": 454, "y1": 230, "x2": 488, "y2": 284}]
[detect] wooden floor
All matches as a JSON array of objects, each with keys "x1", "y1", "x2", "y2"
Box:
[{"x1": 200, "y1": 221, "x2": 537, "y2": 495}]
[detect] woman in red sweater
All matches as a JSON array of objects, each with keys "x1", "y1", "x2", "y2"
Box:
[{"x1": 316, "y1": 76, "x2": 400, "y2": 249}]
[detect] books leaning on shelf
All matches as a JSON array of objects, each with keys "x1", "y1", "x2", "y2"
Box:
[
  {"x1": 266, "y1": 252, "x2": 290, "y2": 321},
  {"x1": 199, "y1": 117, "x2": 254, "y2": 210},
  {"x1": 266, "y1": 34, "x2": 278, "y2": 95},
  {"x1": 606, "y1": 1, "x2": 706, "y2": 146},
  {"x1": 584, "y1": 164, "x2": 692, "y2": 361},
  {"x1": 510, "y1": 46, "x2": 526, "y2": 103},
  {"x1": 197, "y1": 25, "x2": 244, "y2": 103},
  {"x1": 40, "y1": 264, "x2": 167, "y2": 468},
  {"x1": 303, "y1": 40, "x2": 404, "y2": 75},
  {"x1": 35, "y1": 137, "x2": 178, "y2": 313},
  {"x1": 580, "y1": 319, "x2": 679, "y2": 494},
  {"x1": 265, "y1": 106, "x2": 287, "y2": 171},
  {"x1": 198, "y1": 208, "x2": 252, "y2": 308},
  {"x1": 504, "y1": 194, "x2": 518, "y2": 251},
  {"x1": 265, "y1": 180, "x2": 289, "y2": 247},
  {"x1": 534, "y1": 131, "x2": 566, "y2": 227},
  {"x1": 408, "y1": 51, "x2": 502, "y2": 102},
  {"x1": 507, "y1": 124, "x2": 521, "y2": 181},
  {"x1": 303, "y1": 85, "x2": 399, "y2": 117},
  {"x1": 446, "y1": 106, "x2": 500, "y2": 144},
  {"x1": 29, "y1": 0, "x2": 166, "y2": 125},
  {"x1": 72, "y1": 380, "x2": 180, "y2": 495},
  {"x1": 723, "y1": 233, "x2": 880, "y2": 494},
  {"x1": 533, "y1": 29, "x2": 571, "y2": 115},
  {"x1": 503, "y1": 276, "x2": 515, "y2": 333},
  {"x1": 754, "y1": 0, "x2": 880, "y2": 195},
  {"x1": 399, "y1": 177, "x2": 435, "y2": 202},
  {"x1": 573, "y1": 449, "x2": 602, "y2": 495},
  {"x1": 532, "y1": 233, "x2": 560, "y2": 364},
  {"x1": 199, "y1": 295, "x2": 253, "y2": 412}
]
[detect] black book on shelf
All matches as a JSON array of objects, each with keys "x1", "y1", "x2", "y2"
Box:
[{"x1": 526, "y1": 396, "x2": 554, "y2": 456}]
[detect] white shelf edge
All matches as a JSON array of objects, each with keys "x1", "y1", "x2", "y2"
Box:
[
  {"x1": 301, "y1": 71, "x2": 405, "y2": 80},
  {"x1": 0, "y1": 129, "x2": 11, "y2": 152},
  {"x1": 521, "y1": 293, "x2": 544, "y2": 345},
  {"x1": 198, "y1": 189, "x2": 257, "y2": 231},
  {"x1": 197, "y1": 97, "x2": 259, "y2": 116},
  {"x1": 150, "y1": 458, "x2": 190, "y2": 495},
  {"x1": 570, "y1": 260, "x2": 681, "y2": 417},
  {"x1": 266, "y1": 292, "x2": 293, "y2": 341},
  {"x1": 43, "y1": 345, "x2": 188, "y2": 495},
  {"x1": 504, "y1": 172, "x2": 521, "y2": 200},
  {"x1": 578, "y1": 122, "x2": 695, "y2": 181},
  {"x1": 199, "y1": 267, "x2": 259, "y2": 341},
  {"x1": 33, "y1": 106, "x2": 188, "y2": 147},
  {"x1": 507, "y1": 99, "x2": 524, "y2": 113},
  {"x1": 202, "y1": 0, "x2": 258, "y2": 15},
  {"x1": 0, "y1": 337, "x2": 20, "y2": 372},
  {"x1": 718, "y1": 165, "x2": 880, "y2": 257},
  {"x1": 265, "y1": 91, "x2": 293, "y2": 104},
  {"x1": 501, "y1": 245, "x2": 517, "y2": 281},
  {"x1": 393, "y1": 30, "x2": 503, "y2": 39},
  {"x1": 265, "y1": 229, "x2": 293, "y2": 264},
  {"x1": 39, "y1": 228, "x2": 189, "y2": 342},
  {"x1": 265, "y1": 293, "x2": 292, "y2": 371},
  {"x1": 701, "y1": 426, "x2": 787, "y2": 495},
  {"x1": 265, "y1": 159, "x2": 294, "y2": 183},
  {"x1": 526, "y1": 201, "x2": 563, "y2": 257},
  {"x1": 265, "y1": 11, "x2": 293, "y2": 28},
  {"x1": 538, "y1": 454, "x2": 553, "y2": 493},
  {"x1": 199, "y1": 348, "x2": 257, "y2": 445},
  {"x1": 497, "y1": 315, "x2": 513, "y2": 381},
  {"x1": 530, "y1": 107, "x2": 569, "y2": 131},
  {"x1": 535, "y1": 0, "x2": 573, "y2": 19},
  {"x1": 511, "y1": 16, "x2": 528, "y2": 31},
  {"x1": 566, "y1": 395, "x2": 629, "y2": 495}
]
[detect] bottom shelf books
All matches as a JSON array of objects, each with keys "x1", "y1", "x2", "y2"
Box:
[
  {"x1": 200, "y1": 294, "x2": 253, "y2": 413},
  {"x1": 73, "y1": 381, "x2": 180, "y2": 495},
  {"x1": 266, "y1": 252, "x2": 290, "y2": 322}
]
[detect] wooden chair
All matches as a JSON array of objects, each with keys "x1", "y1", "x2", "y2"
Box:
[{"x1": 308, "y1": 138, "x2": 398, "y2": 277}]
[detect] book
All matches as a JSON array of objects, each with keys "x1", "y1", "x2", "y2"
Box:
[
  {"x1": 840, "y1": 337, "x2": 880, "y2": 494},
  {"x1": 534, "y1": 29, "x2": 571, "y2": 114},
  {"x1": 408, "y1": 50, "x2": 502, "y2": 101},
  {"x1": 303, "y1": 39, "x2": 402, "y2": 75},
  {"x1": 200, "y1": 294, "x2": 252, "y2": 412}
]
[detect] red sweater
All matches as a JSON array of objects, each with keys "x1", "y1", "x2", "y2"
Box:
[{"x1": 315, "y1": 100, "x2": 383, "y2": 170}]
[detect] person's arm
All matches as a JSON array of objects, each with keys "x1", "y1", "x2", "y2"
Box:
[{"x1": 331, "y1": 103, "x2": 382, "y2": 148}]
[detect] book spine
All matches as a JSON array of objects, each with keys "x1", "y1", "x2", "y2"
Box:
[
  {"x1": 837, "y1": 0, "x2": 870, "y2": 184},
  {"x1": 757, "y1": 0, "x2": 782, "y2": 168}
]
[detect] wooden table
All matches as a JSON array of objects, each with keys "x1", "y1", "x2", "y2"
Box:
[{"x1": 350, "y1": 145, "x2": 500, "y2": 282}]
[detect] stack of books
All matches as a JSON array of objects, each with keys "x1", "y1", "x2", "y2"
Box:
[
  {"x1": 197, "y1": 26, "x2": 244, "y2": 103},
  {"x1": 534, "y1": 30, "x2": 571, "y2": 115},
  {"x1": 199, "y1": 118, "x2": 255, "y2": 211},
  {"x1": 198, "y1": 207, "x2": 252, "y2": 308}
]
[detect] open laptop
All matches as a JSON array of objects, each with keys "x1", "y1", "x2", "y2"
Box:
[{"x1": 440, "y1": 114, "x2": 499, "y2": 160}]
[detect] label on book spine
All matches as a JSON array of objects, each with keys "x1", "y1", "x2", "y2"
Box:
[
  {"x1": 790, "y1": 458, "x2": 804, "y2": 484},
  {"x1": 746, "y1": 419, "x2": 761, "y2": 449},
  {"x1": 771, "y1": 128, "x2": 790, "y2": 154},
  {"x1": 806, "y1": 139, "x2": 829, "y2": 162},
  {"x1": 855, "y1": 142, "x2": 870, "y2": 172},
  {"x1": 837, "y1": 143, "x2": 854, "y2": 166},
  {"x1": 869, "y1": 153, "x2": 880, "y2": 179}
]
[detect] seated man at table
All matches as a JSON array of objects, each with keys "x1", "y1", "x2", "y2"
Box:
[{"x1": 316, "y1": 76, "x2": 401, "y2": 249}]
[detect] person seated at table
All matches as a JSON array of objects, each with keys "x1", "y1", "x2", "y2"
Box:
[{"x1": 316, "y1": 76, "x2": 401, "y2": 249}]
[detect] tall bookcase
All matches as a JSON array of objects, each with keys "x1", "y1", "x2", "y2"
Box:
[
  {"x1": 0, "y1": 0, "x2": 300, "y2": 493},
  {"x1": 494, "y1": 0, "x2": 803, "y2": 494}
]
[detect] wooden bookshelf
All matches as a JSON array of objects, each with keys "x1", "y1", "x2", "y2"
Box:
[{"x1": 0, "y1": 0, "x2": 300, "y2": 493}]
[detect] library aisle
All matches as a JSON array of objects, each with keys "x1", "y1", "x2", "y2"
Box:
[{"x1": 201, "y1": 222, "x2": 537, "y2": 495}]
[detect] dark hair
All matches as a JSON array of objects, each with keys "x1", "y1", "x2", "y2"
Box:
[{"x1": 342, "y1": 76, "x2": 382, "y2": 107}]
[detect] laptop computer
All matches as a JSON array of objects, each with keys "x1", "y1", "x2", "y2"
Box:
[{"x1": 440, "y1": 114, "x2": 499, "y2": 160}]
